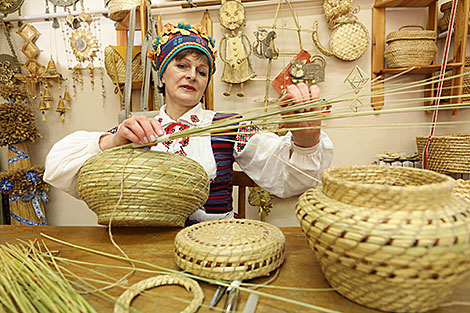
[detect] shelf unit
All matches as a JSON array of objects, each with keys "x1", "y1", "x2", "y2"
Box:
[{"x1": 371, "y1": 0, "x2": 470, "y2": 114}]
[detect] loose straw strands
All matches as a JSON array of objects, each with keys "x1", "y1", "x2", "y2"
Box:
[
  {"x1": 41, "y1": 233, "x2": 342, "y2": 313},
  {"x1": 0, "y1": 241, "x2": 98, "y2": 313}
]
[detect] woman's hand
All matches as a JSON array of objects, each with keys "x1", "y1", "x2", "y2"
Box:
[
  {"x1": 99, "y1": 115, "x2": 165, "y2": 150},
  {"x1": 279, "y1": 83, "x2": 322, "y2": 148}
]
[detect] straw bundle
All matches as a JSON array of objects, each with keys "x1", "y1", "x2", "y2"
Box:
[
  {"x1": 77, "y1": 147, "x2": 210, "y2": 227},
  {"x1": 296, "y1": 165, "x2": 470, "y2": 313},
  {"x1": 416, "y1": 134, "x2": 470, "y2": 174},
  {"x1": 384, "y1": 25, "x2": 437, "y2": 68},
  {"x1": 174, "y1": 219, "x2": 285, "y2": 281}
]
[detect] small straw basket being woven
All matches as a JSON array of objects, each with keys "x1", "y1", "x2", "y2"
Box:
[
  {"x1": 384, "y1": 25, "x2": 437, "y2": 68},
  {"x1": 296, "y1": 165, "x2": 470, "y2": 313},
  {"x1": 77, "y1": 147, "x2": 210, "y2": 227},
  {"x1": 416, "y1": 134, "x2": 470, "y2": 174},
  {"x1": 175, "y1": 219, "x2": 286, "y2": 281}
]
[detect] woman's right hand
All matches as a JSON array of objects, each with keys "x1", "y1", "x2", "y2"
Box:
[{"x1": 99, "y1": 115, "x2": 165, "y2": 150}]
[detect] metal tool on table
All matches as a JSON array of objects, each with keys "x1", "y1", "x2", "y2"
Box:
[{"x1": 210, "y1": 280, "x2": 241, "y2": 312}]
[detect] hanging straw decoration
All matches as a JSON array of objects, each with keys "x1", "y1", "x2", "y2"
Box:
[
  {"x1": 0, "y1": 100, "x2": 48, "y2": 226},
  {"x1": 175, "y1": 219, "x2": 285, "y2": 281},
  {"x1": 76, "y1": 147, "x2": 210, "y2": 227},
  {"x1": 295, "y1": 165, "x2": 470, "y2": 313}
]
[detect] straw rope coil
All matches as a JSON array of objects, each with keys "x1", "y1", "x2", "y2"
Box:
[
  {"x1": 77, "y1": 147, "x2": 210, "y2": 227},
  {"x1": 114, "y1": 275, "x2": 203, "y2": 313},
  {"x1": 416, "y1": 134, "x2": 470, "y2": 174},
  {"x1": 296, "y1": 165, "x2": 470, "y2": 313},
  {"x1": 175, "y1": 219, "x2": 286, "y2": 281},
  {"x1": 384, "y1": 25, "x2": 437, "y2": 68}
]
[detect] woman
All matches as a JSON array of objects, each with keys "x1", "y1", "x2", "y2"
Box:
[{"x1": 44, "y1": 22, "x2": 334, "y2": 223}]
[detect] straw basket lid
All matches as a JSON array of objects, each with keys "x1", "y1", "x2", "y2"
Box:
[
  {"x1": 386, "y1": 25, "x2": 436, "y2": 43},
  {"x1": 77, "y1": 147, "x2": 210, "y2": 227},
  {"x1": 296, "y1": 165, "x2": 470, "y2": 312},
  {"x1": 330, "y1": 21, "x2": 370, "y2": 61},
  {"x1": 175, "y1": 219, "x2": 286, "y2": 281}
]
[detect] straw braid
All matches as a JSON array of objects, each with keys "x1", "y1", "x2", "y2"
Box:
[{"x1": 114, "y1": 275, "x2": 203, "y2": 313}]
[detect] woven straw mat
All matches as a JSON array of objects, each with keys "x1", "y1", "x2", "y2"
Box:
[
  {"x1": 384, "y1": 25, "x2": 437, "y2": 68},
  {"x1": 77, "y1": 147, "x2": 210, "y2": 227},
  {"x1": 416, "y1": 134, "x2": 470, "y2": 174},
  {"x1": 175, "y1": 219, "x2": 285, "y2": 281},
  {"x1": 296, "y1": 165, "x2": 470, "y2": 313},
  {"x1": 329, "y1": 21, "x2": 370, "y2": 61}
]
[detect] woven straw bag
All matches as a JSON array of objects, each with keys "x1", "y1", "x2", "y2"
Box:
[
  {"x1": 104, "y1": 46, "x2": 143, "y2": 86},
  {"x1": 438, "y1": 1, "x2": 470, "y2": 33},
  {"x1": 384, "y1": 25, "x2": 437, "y2": 68},
  {"x1": 77, "y1": 148, "x2": 210, "y2": 227},
  {"x1": 175, "y1": 219, "x2": 286, "y2": 281},
  {"x1": 296, "y1": 165, "x2": 470, "y2": 312},
  {"x1": 416, "y1": 134, "x2": 470, "y2": 174}
]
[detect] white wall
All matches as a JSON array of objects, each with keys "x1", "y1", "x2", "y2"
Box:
[{"x1": 1, "y1": 0, "x2": 469, "y2": 226}]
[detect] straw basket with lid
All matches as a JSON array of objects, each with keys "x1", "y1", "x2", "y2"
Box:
[
  {"x1": 416, "y1": 134, "x2": 470, "y2": 175},
  {"x1": 77, "y1": 147, "x2": 210, "y2": 227},
  {"x1": 438, "y1": 1, "x2": 470, "y2": 33},
  {"x1": 296, "y1": 165, "x2": 470, "y2": 313},
  {"x1": 175, "y1": 219, "x2": 286, "y2": 281},
  {"x1": 384, "y1": 25, "x2": 437, "y2": 68}
]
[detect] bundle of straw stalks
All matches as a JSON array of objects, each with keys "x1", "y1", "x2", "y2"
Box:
[{"x1": 0, "y1": 241, "x2": 97, "y2": 313}]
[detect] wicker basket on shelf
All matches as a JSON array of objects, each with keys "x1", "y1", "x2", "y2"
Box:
[
  {"x1": 296, "y1": 165, "x2": 470, "y2": 313},
  {"x1": 440, "y1": 56, "x2": 470, "y2": 102},
  {"x1": 175, "y1": 219, "x2": 286, "y2": 281},
  {"x1": 384, "y1": 25, "x2": 437, "y2": 68},
  {"x1": 416, "y1": 134, "x2": 470, "y2": 174},
  {"x1": 77, "y1": 147, "x2": 210, "y2": 227},
  {"x1": 438, "y1": 1, "x2": 470, "y2": 33}
]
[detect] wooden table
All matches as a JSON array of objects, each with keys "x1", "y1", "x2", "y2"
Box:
[{"x1": 0, "y1": 225, "x2": 467, "y2": 313}]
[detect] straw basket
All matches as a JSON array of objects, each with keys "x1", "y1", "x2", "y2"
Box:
[
  {"x1": 438, "y1": 1, "x2": 470, "y2": 33},
  {"x1": 175, "y1": 219, "x2": 285, "y2": 281},
  {"x1": 384, "y1": 25, "x2": 437, "y2": 68},
  {"x1": 441, "y1": 56, "x2": 470, "y2": 102},
  {"x1": 77, "y1": 147, "x2": 210, "y2": 227},
  {"x1": 296, "y1": 165, "x2": 470, "y2": 313},
  {"x1": 416, "y1": 134, "x2": 470, "y2": 174}
]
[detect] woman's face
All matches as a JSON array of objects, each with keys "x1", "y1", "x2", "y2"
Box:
[{"x1": 162, "y1": 52, "x2": 210, "y2": 112}]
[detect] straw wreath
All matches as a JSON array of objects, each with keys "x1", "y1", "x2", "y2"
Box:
[
  {"x1": 296, "y1": 165, "x2": 470, "y2": 313},
  {"x1": 175, "y1": 219, "x2": 286, "y2": 281},
  {"x1": 77, "y1": 147, "x2": 210, "y2": 227}
]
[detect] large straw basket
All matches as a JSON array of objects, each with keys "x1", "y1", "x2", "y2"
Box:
[
  {"x1": 296, "y1": 165, "x2": 470, "y2": 313},
  {"x1": 77, "y1": 147, "x2": 210, "y2": 227},
  {"x1": 175, "y1": 219, "x2": 285, "y2": 281},
  {"x1": 384, "y1": 25, "x2": 437, "y2": 68},
  {"x1": 416, "y1": 134, "x2": 470, "y2": 174}
]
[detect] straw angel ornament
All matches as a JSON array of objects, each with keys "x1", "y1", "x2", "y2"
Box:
[{"x1": 219, "y1": 0, "x2": 256, "y2": 97}]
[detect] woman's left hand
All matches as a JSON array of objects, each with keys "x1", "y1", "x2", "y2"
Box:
[{"x1": 279, "y1": 83, "x2": 323, "y2": 148}]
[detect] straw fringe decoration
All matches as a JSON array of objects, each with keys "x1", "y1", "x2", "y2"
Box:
[
  {"x1": 296, "y1": 165, "x2": 470, "y2": 313},
  {"x1": 175, "y1": 219, "x2": 286, "y2": 281},
  {"x1": 416, "y1": 134, "x2": 470, "y2": 174},
  {"x1": 114, "y1": 274, "x2": 203, "y2": 313},
  {"x1": 77, "y1": 147, "x2": 210, "y2": 227}
]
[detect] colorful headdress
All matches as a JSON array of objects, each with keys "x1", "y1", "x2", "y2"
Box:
[{"x1": 148, "y1": 22, "x2": 216, "y2": 82}]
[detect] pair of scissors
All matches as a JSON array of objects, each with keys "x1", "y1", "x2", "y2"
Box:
[{"x1": 209, "y1": 281, "x2": 241, "y2": 312}]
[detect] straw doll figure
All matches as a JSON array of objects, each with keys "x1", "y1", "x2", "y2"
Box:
[{"x1": 219, "y1": 0, "x2": 256, "y2": 97}]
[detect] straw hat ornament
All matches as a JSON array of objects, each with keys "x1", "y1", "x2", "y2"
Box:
[{"x1": 296, "y1": 165, "x2": 470, "y2": 312}]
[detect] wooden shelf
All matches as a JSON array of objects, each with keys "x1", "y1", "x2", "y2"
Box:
[
  {"x1": 371, "y1": 0, "x2": 470, "y2": 114},
  {"x1": 374, "y1": 0, "x2": 437, "y2": 8},
  {"x1": 377, "y1": 63, "x2": 464, "y2": 75}
]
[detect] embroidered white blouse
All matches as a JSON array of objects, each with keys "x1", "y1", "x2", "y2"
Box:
[{"x1": 44, "y1": 104, "x2": 334, "y2": 219}]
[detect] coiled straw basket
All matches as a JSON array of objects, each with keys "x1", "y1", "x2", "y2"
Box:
[
  {"x1": 416, "y1": 134, "x2": 470, "y2": 174},
  {"x1": 296, "y1": 165, "x2": 470, "y2": 313},
  {"x1": 175, "y1": 219, "x2": 286, "y2": 281},
  {"x1": 77, "y1": 147, "x2": 210, "y2": 227}
]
